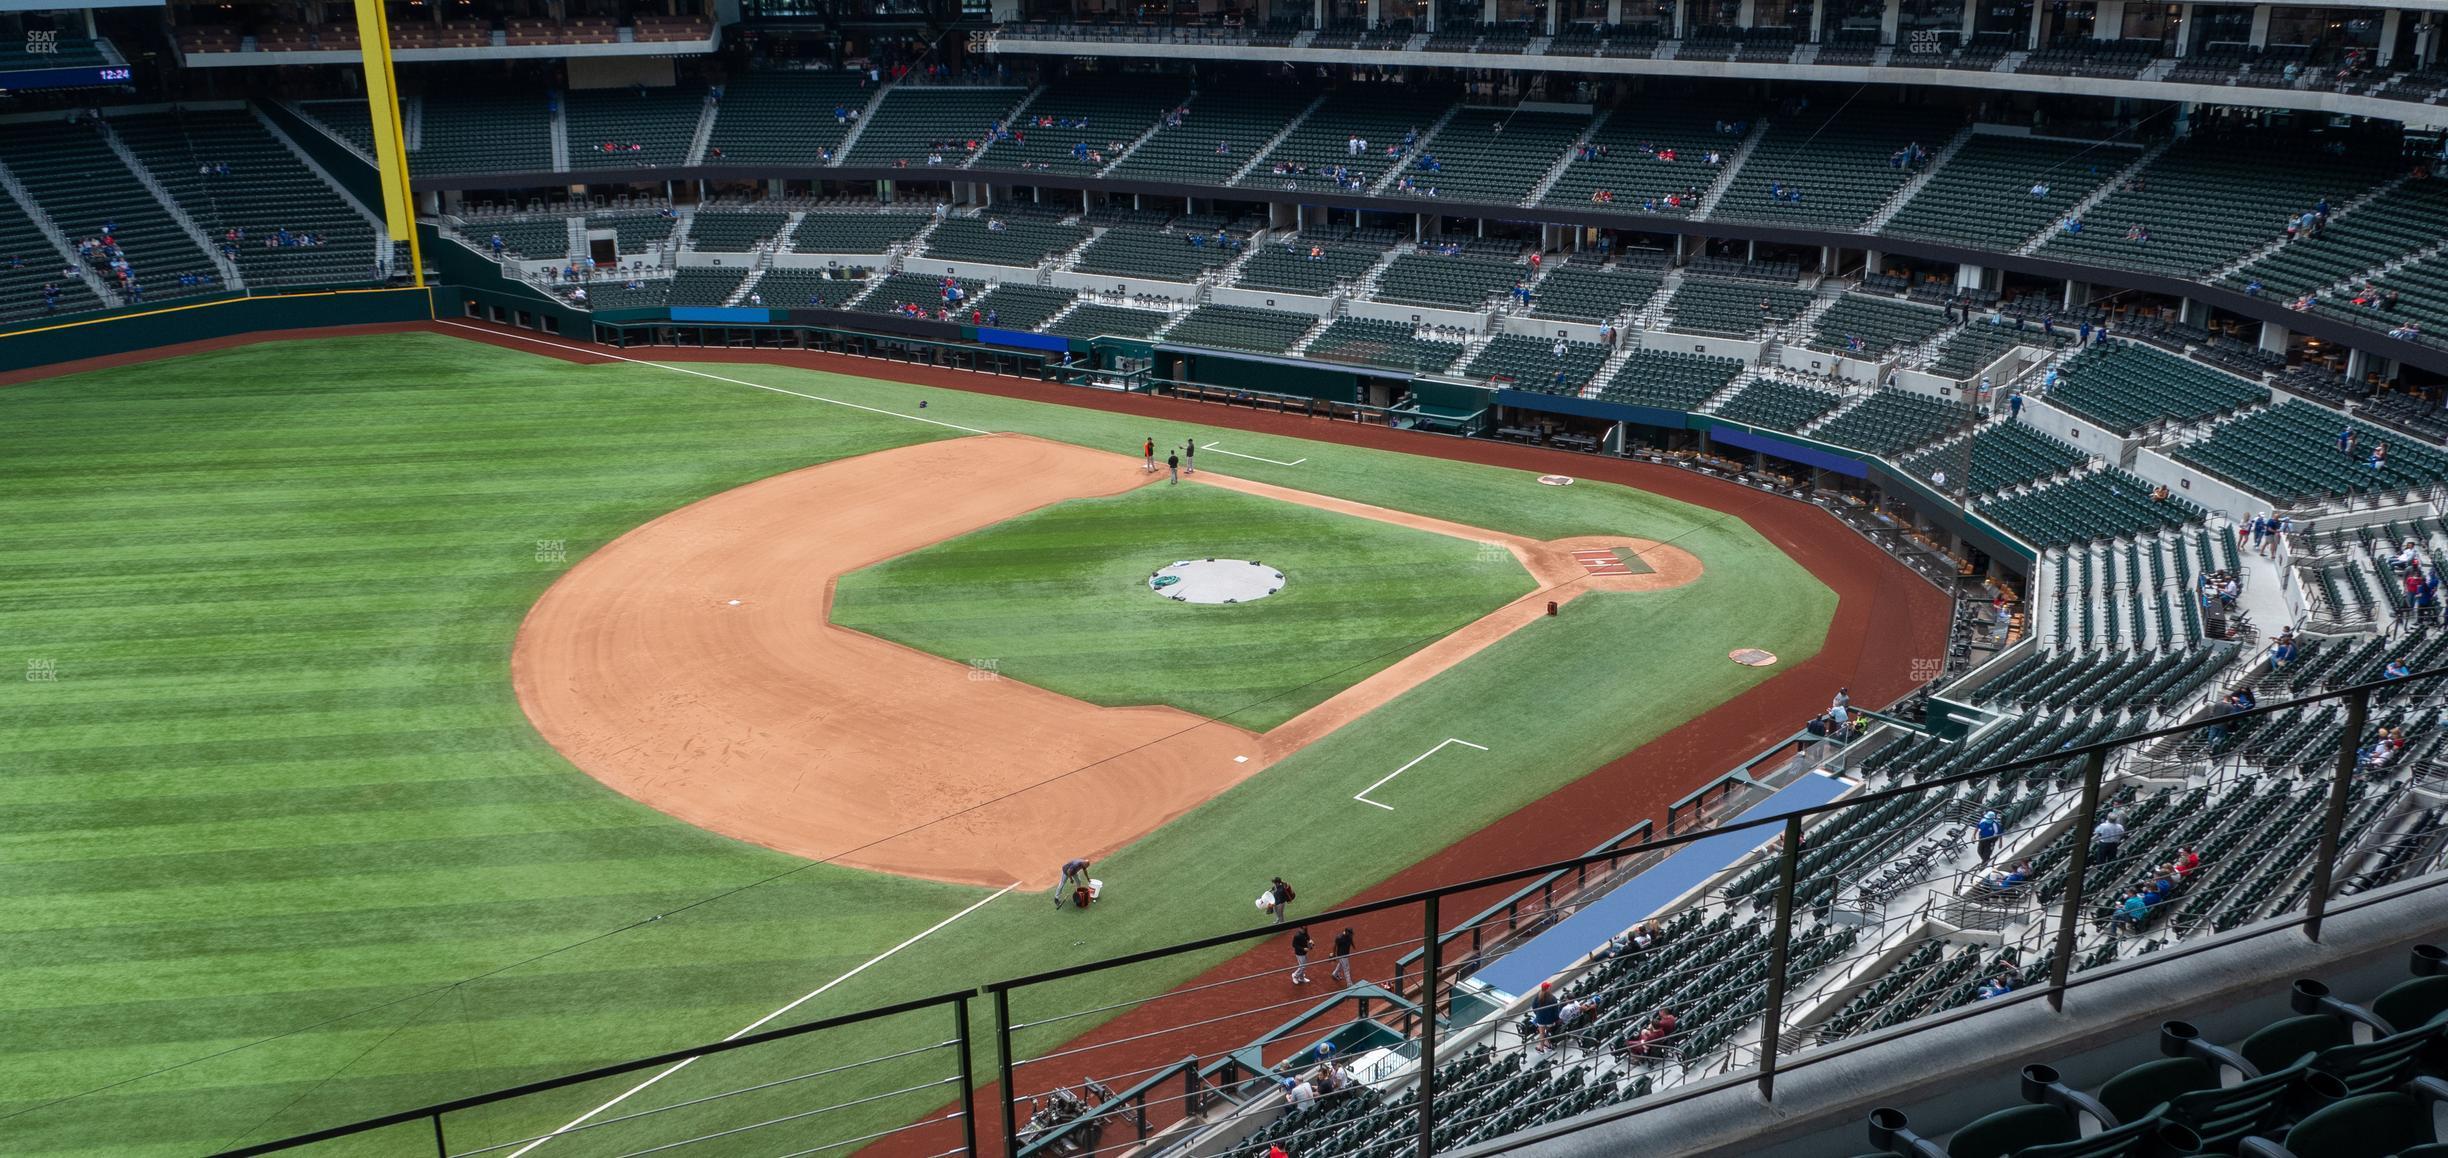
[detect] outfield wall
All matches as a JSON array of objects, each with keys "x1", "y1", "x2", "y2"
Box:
[{"x1": 0, "y1": 288, "x2": 435, "y2": 376}]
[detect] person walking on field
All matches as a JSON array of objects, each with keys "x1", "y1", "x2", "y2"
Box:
[
  {"x1": 1267, "y1": 876, "x2": 1295, "y2": 924},
  {"x1": 1331, "y1": 926, "x2": 1354, "y2": 984},
  {"x1": 1167, "y1": 451, "x2": 1180, "y2": 485},
  {"x1": 1142, "y1": 437, "x2": 1157, "y2": 473},
  {"x1": 1290, "y1": 926, "x2": 1313, "y2": 984}
]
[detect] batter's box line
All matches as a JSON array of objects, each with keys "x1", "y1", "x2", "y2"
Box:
[
  {"x1": 1354, "y1": 737, "x2": 1488, "y2": 811},
  {"x1": 1200, "y1": 442, "x2": 1306, "y2": 467}
]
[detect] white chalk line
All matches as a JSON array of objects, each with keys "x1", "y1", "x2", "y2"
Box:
[
  {"x1": 1353, "y1": 738, "x2": 1488, "y2": 811},
  {"x1": 1200, "y1": 442, "x2": 1306, "y2": 467},
  {"x1": 505, "y1": 883, "x2": 1017, "y2": 1157},
  {"x1": 434, "y1": 320, "x2": 996, "y2": 437}
]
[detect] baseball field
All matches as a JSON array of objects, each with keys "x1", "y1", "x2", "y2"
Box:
[{"x1": 0, "y1": 324, "x2": 1938, "y2": 1157}]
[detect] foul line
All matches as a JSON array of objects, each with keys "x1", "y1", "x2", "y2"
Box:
[
  {"x1": 434, "y1": 320, "x2": 997, "y2": 437},
  {"x1": 1353, "y1": 738, "x2": 1488, "y2": 811},
  {"x1": 1200, "y1": 441, "x2": 1306, "y2": 467},
  {"x1": 505, "y1": 883, "x2": 1017, "y2": 1157}
]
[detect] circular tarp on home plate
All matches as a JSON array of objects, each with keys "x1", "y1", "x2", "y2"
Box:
[{"x1": 1149, "y1": 559, "x2": 1284, "y2": 604}]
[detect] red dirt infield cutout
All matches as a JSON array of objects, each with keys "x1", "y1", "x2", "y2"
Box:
[
  {"x1": 511, "y1": 433, "x2": 1700, "y2": 887},
  {"x1": 20, "y1": 322, "x2": 1948, "y2": 1157}
]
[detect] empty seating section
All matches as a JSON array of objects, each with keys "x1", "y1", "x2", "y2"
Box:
[
  {"x1": 1161, "y1": 304, "x2": 1319, "y2": 352},
  {"x1": 1808, "y1": 295, "x2": 1948, "y2": 356},
  {"x1": 415, "y1": 93, "x2": 552, "y2": 174},
  {"x1": 661, "y1": 268, "x2": 745, "y2": 306},
  {"x1": 752, "y1": 269, "x2": 862, "y2": 308},
  {"x1": 1812, "y1": 390, "x2": 1971, "y2": 456},
  {"x1": 842, "y1": 88, "x2": 1028, "y2": 167},
  {"x1": 2229, "y1": 178, "x2": 2448, "y2": 299},
  {"x1": 1595, "y1": 351, "x2": 1744, "y2": 410},
  {"x1": 1105, "y1": 89, "x2": 1312, "y2": 186},
  {"x1": 1071, "y1": 227, "x2": 1236, "y2": 282},
  {"x1": 971, "y1": 283, "x2": 1075, "y2": 328},
  {"x1": 1043, "y1": 303, "x2": 1171, "y2": 339},
  {"x1": 2174, "y1": 401, "x2": 2448, "y2": 503},
  {"x1": 473, "y1": 217, "x2": 570, "y2": 259},
  {"x1": 1664, "y1": 278, "x2": 1811, "y2": 337},
  {"x1": 566, "y1": 86, "x2": 705, "y2": 170},
  {"x1": 1713, "y1": 106, "x2": 1961, "y2": 227},
  {"x1": 1882, "y1": 136, "x2": 2135, "y2": 250},
  {"x1": 1464, "y1": 334, "x2": 1608, "y2": 391},
  {"x1": 1373, "y1": 252, "x2": 1526, "y2": 309},
  {"x1": 852, "y1": 272, "x2": 986, "y2": 314},
  {"x1": 1234, "y1": 89, "x2": 1425, "y2": 193},
  {"x1": 1395, "y1": 111, "x2": 1585, "y2": 204},
  {"x1": 2045, "y1": 342, "x2": 2268, "y2": 434},
  {"x1": 2033, "y1": 140, "x2": 2400, "y2": 276},
  {"x1": 1977, "y1": 469, "x2": 2199, "y2": 546},
  {"x1": 1851, "y1": 945, "x2": 2448, "y2": 1158},
  {"x1": 0, "y1": 196, "x2": 102, "y2": 320},
  {"x1": 2325, "y1": 246, "x2": 2448, "y2": 338},
  {"x1": 295, "y1": 100, "x2": 376, "y2": 156},
  {"x1": 1710, "y1": 378, "x2": 1843, "y2": 430},
  {"x1": 789, "y1": 212, "x2": 926, "y2": 254},
  {"x1": 706, "y1": 71, "x2": 869, "y2": 165},
  {"x1": 1899, "y1": 420, "x2": 2088, "y2": 495},
  {"x1": 1303, "y1": 318, "x2": 1465, "y2": 372},
  {"x1": 113, "y1": 111, "x2": 373, "y2": 288},
  {"x1": 1539, "y1": 106, "x2": 1731, "y2": 215},
  {"x1": 1526, "y1": 264, "x2": 1661, "y2": 323},
  {"x1": 688, "y1": 211, "x2": 788, "y2": 252},
  {"x1": 588, "y1": 214, "x2": 673, "y2": 254},
  {"x1": 973, "y1": 76, "x2": 1186, "y2": 172},
  {"x1": 1237, "y1": 241, "x2": 1386, "y2": 295},
  {"x1": 10, "y1": 122, "x2": 222, "y2": 300},
  {"x1": 1928, "y1": 323, "x2": 2060, "y2": 380},
  {"x1": 924, "y1": 218, "x2": 1087, "y2": 267}
]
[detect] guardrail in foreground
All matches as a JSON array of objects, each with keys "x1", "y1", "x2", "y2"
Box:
[{"x1": 209, "y1": 664, "x2": 2448, "y2": 1158}]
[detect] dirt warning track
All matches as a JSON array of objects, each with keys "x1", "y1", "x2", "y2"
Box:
[{"x1": 512, "y1": 433, "x2": 1697, "y2": 887}]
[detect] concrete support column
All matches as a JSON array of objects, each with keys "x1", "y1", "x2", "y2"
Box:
[
  {"x1": 2378, "y1": 10, "x2": 2402, "y2": 66},
  {"x1": 1879, "y1": 0, "x2": 1898, "y2": 44},
  {"x1": 2346, "y1": 348, "x2": 2371, "y2": 382},
  {"x1": 2259, "y1": 320, "x2": 2290, "y2": 355},
  {"x1": 2175, "y1": 3, "x2": 2192, "y2": 54},
  {"x1": 1958, "y1": 263, "x2": 1985, "y2": 289},
  {"x1": 2094, "y1": 0, "x2": 2122, "y2": 39},
  {"x1": 1368, "y1": 0, "x2": 1380, "y2": 26},
  {"x1": 2064, "y1": 278, "x2": 2081, "y2": 308},
  {"x1": 2248, "y1": 5, "x2": 2269, "y2": 48},
  {"x1": 1738, "y1": 0, "x2": 1754, "y2": 26},
  {"x1": 2028, "y1": 1, "x2": 2044, "y2": 49},
  {"x1": 1607, "y1": 0, "x2": 1621, "y2": 24},
  {"x1": 2180, "y1": 297, "x2": 2210, "y2": 326},
  {"x1": 1747, "y1": 238, "x2": 1758, "y2": 261}
]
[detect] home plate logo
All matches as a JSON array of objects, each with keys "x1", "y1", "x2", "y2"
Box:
[
  {"x1": 1729, "y1": 648, "x2": 1780, "y2": 667},
  {"x1": 1573, "y1": 548, "x2": 1636, "y2": 576}
]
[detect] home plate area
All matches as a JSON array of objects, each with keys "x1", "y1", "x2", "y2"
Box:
[{"x1": 1571, "y1": 547, "x2": 1654, "y2": 577}]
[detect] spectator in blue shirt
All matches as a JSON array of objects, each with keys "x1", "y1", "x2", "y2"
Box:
[{"x1": 1975, "y1": 810, "x2": 2001, "y2": 865}]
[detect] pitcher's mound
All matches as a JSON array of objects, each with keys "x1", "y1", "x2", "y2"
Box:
[{"x1": 1151, "y1": 559, "x2": 1285, "y2": 604}]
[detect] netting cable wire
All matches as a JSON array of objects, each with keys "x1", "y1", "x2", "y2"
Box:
[
  {"x1": 615, "y1": 1104, "x2": 968, "y2": 1158},
  {"x1": 212, "y1": 984, "x2": 459, "y2": 1154},
  {"x1": 1005, "y1": 929, "x2": 1434, "y2": 1030},
  {"x1": 447, "y1": 1037, "x2": 962, "y2": 1158},
  {"x1": 593, "y1": 1077, "x2": 965, "y2": 1158}
]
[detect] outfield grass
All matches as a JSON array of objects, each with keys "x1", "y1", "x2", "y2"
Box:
[
  {"x1": 833, "y1": 486, "x2": 1537, "y2": 730},
  {"x1": 0, "y1": 332, "x2": 1834, "y2": 1157}
]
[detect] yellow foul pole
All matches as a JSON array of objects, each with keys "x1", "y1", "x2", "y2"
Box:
[{"x1": 353, "y1": 0, "x2": 424, "y2": 289}]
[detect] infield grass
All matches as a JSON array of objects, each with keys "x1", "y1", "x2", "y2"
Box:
[
  {"x1": 833, "y1": 485, "x2": 1538, "y2": 730},
  {"x1": 0, "y1": 331, "x2": 1836, "y2": 1157}
]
